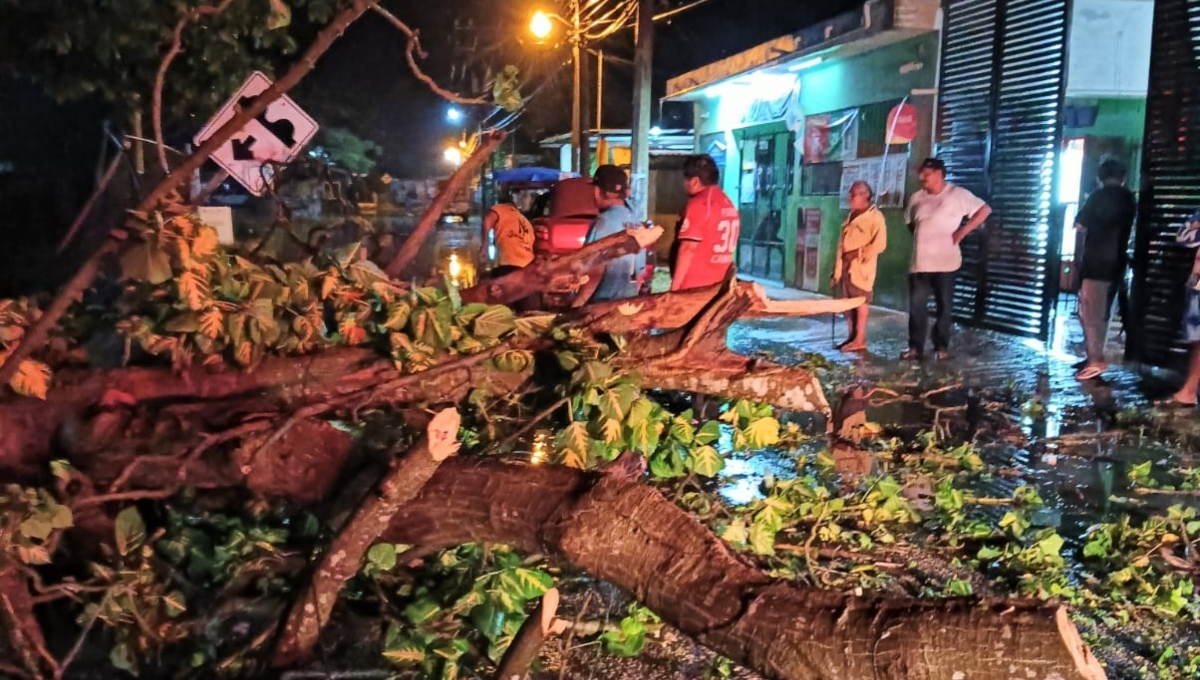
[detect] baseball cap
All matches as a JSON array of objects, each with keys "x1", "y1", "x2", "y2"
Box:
[
  {"x1": 918, "y1": 157, "x2": 946, "y2": 173},
  {"x1": 593, "y1": 165, "x2": 629, "y2": 195}
]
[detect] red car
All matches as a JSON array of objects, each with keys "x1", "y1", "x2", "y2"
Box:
[{"x1": 525, "y1": 177, "x2": 656, "y2": 306}]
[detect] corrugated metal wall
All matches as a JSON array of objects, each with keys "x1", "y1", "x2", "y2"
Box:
[
  {"x1": 1127, "y1": 0, "x2": 1200, "y2": 367},
  {"x1": 936, "y1": 0, "x2": 1070, "y2": 340}
]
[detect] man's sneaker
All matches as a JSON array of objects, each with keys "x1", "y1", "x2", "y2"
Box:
[
  {"x1": 1075, "y1": 364, "x2": 1106, "y2": 381},
  {"x1": 900, "y1": 348, "x2": 922, "y2": 361},
  {"x1": 934, "y1": 350, "x2": 951, "y2": 361}
]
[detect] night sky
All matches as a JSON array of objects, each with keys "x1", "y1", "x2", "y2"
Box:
[
  {"x1": 0, "y1": 0, "x2": 862, "y2": 296},
  {"x1": 295, "y1": 0, "x2": 865, "y2": 175}
]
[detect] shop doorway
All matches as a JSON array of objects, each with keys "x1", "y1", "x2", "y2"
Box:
[{"x1": 733, "y1": 126, "x2": 793, "y2": 282}]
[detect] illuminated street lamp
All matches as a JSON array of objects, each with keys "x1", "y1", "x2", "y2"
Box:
[
  {"x1": 443, "y1": 146, "x2": 463, "y2": 166},
  {"x1": 529, "y1": 6, "x2": 584, "y2": 175},
  {"x1": 446, "y1": 107, "x2": 463, "y2": 123},
  {"x1": 529, "y1": 10, "x2": 554, "y2": 40}
]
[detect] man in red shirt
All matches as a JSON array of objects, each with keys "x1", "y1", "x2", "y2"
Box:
[{"x1": 671, "y1": 154, "x2": 740, "y2": 291}]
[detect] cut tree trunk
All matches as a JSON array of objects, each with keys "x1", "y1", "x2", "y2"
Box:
[
  {"x1": 272, "y1": 408, "x2": 462, "y2": 667},
  {"x1": 382, "y1": 458, "x2": 1107, "y2": 680}
]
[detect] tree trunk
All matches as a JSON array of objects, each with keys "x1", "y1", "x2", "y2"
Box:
[{"x1": 382, "y1": 458, "x2": 1107, "y2": 680}]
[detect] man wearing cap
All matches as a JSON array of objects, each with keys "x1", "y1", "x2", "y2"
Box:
[
  {"x1": 575, "y1": 165, "x2": 646, "y2": 304},
  {"x1": 902, "y1": 158, "x2": 992, "y2": 360}
]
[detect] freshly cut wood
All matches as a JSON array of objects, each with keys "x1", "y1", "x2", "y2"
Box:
[
  {"x1": 272, "y1": 408, "x2": 461, "y2": 667},
  {"x1": 383, "y1": 458, "x2": 1108, "y2": 680},
  {"x1": 460, "y1": 227, "x2": 663, "y2": 306}
]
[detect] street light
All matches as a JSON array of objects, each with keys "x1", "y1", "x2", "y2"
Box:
[
  {"x1": 443, "y1": 146, "x2": 463, "y2": 166},
  {"x1": 529, "y1": 10, "x2": 554, "y2": 41},
  {"x1": 529, "y1": 7, "x2": 584, "y2": 175},
  {"x1": 446, "y1": 107, "x2": 463, "y2": 122}
]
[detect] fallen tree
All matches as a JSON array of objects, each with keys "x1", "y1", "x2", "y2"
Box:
[{"x1": 381, "y1": 457, "x2": 1108, "y2": 680}]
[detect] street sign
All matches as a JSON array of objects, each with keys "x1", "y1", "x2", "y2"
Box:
[{"x1": 193, "y1": 71, "x2": 318, "y2": 196}]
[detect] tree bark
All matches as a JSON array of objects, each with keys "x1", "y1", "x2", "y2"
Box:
[
  {"x1": 272, "y1": 408, "x2": 461, "y2": 667},
  {"x1": 493, "y1": 587, "x2": 560, "y2": 680},
  {"x1": 382, "y1": 458, "x2": 1107, "y2": 680},
  {"x1": 459, "y1": 227, "x2": 664, "y2": 306},
  {"x1": 384, "y1": 131, "x2": 507, "y2": 278}
]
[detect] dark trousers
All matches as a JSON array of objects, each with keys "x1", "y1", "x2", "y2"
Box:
[{"x1": 908, "y1": 272, "x2": 956, "y2": 354}]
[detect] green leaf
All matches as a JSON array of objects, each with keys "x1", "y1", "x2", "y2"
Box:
[
  {"x1": 110, "y1": 642, "x2": 137, "y2": 673},
  {"x1": 556, "y1": 421, "x2": 590, "y2": 468},
  {"x1": 19, "y1": 517, "x2": 53, "y2": 540},
  {"x1": 514, "y1": 313, "x2": 557, "y2": 337},
  {"x1": 471, "y1": 306, "x2": 517, "y2": 338},
  {"x1": 367, "y1": 543, "x2": 398, "y2": 572},
  {"x1": 267, "y1": 0, "x2": 292, "y2": 30},
  {"x1": 382, "y1": 639, "x2": 426, "y2": 665},
  {"x1": 748, "y1": 520, "x2": 777, "y2": 555},
  {"x1": 163, "y1": 590, "x2": 187, "y2": 618},
  {"x1": 742, "y1": 416, "x2": 781, "y2": 449},
  {"x1": 50, "y1": 459, "x2": 73, "y2": 482},
  {"x1": 976, "y1": 545, "x2": 1002, "y2": 560},
  {"x1": 695, "y1": 419, "x2": 723, "y2": 445},
  {"x1": 383, "y1": 301, "x2": 413, "y2": 330},
  {"x1": 690, "y1": 445, "x2": 724, "y2": 477},
  {"x1": 721, "y1": 519, "x2": 748, "y2": 546},
  {"x1": 120, "y1": 239, "x2": 173, "y2": 285},
  {"x1": 114, "y1": 506, "x2": 146, "y2": 557},
  {"x1": 404, "y1": 598, "x2": 441, "y2": 626},
  {"x1": 48, "y1": 502, "x2": 73, "y2": 530}
]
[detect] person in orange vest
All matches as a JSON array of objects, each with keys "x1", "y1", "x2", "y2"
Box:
[{"x1": 480, "y1": 194, "x2": 535, "y2": 277}]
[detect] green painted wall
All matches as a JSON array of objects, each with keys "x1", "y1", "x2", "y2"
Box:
[
  {"x1": 797, "y1": 33, "x2": 939, "y2": 114},
  {"x1": 688, "y1": 32, "x2": 941, "y2": 309},
  {"x1": 791, "y1": 32, "x2": 939, "y2": 311},
  {"x1": 1064, "y1": 98, "x2": 1146, "y2": 142}
]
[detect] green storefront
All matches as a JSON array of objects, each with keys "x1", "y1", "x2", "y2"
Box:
[{"x1": 667, "y1": 3, "x2": 940, "y2": 311}]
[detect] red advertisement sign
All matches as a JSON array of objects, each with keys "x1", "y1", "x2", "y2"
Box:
[{"x1": 885, "y1": 103, "x2": 919, "y2": 145}]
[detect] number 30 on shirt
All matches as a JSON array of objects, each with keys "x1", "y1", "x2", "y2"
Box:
[{"x1": 713, "y1": 219, "x2": 739, "y2": 254}]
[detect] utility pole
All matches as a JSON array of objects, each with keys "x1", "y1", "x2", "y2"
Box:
[{"x1": 629, "y1": 0, "x2": 653, "y2": 221}]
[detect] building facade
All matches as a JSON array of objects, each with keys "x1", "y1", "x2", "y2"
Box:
[{"x1": 666, "y1": 0, "x2": 942, "y2": 311}]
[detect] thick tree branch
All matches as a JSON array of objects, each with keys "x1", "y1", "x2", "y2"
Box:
[
  {"x1": 494, "y1": 587, "x2": 561, "y2": 680},
  {"x1": 385, "y1": 130, "x2": 507, "y2": 277},
  {"x1": 459, "y1": 227, "x2": 663, "y2": 306},
  {"x1": 272, "y1": 408, "x2": 462, "y2": 666},
  {"x1": 0, "y1": 0, "x2": 374, "y2": 390},
  {"x1": 382, "y1": 458, "x2": 1107, "y2": 680}
]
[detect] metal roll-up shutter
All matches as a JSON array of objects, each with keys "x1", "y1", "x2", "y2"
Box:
[
  {"x1": 936, "y1": 0, "x2": 1070, "y2": 340},
  {"x1": 979, "y1": 0, "x2": 1069, "y2": 338},
  {"x1": 1128, "y1": 0, "x2": 1200, "y2": 367},
  {"x1": 937, "y1": 0, "x2": 998, "y2": 327}
]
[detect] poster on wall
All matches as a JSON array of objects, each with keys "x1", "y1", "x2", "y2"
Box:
[
  {"x1": 800, "y1": 208, "x2": 823, "y2": 291},
  {"x1": 802, "y1": 109, "x2": 859, "y2": 164},
  {"x1": 839, "y1": 155, "x2": 909, "y2": 209}
]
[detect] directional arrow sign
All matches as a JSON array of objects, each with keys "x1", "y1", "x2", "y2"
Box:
[{"x1": 194, "y1": 71, "x2": 319, "y2": 196}]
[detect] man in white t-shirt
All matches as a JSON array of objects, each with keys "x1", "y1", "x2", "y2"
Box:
[{"x1": 901, "y1": 158, "x2": 992, "y2": 360}]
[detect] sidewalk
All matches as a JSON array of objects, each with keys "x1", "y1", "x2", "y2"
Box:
[{"x1": 733, "y1": 275, "x2": 1184, "y2": 426}]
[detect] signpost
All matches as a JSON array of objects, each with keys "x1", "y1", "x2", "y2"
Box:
[{"x1": 194, "y1": 71, "x2": 319, "y2": 196}]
